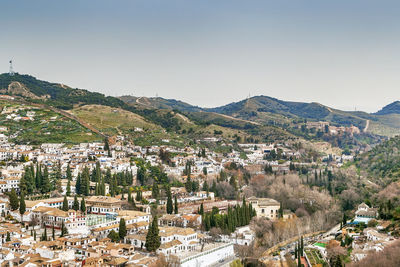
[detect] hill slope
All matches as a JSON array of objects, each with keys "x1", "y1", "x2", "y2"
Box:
[
  {"x1": 375, "y1": 101, "x2": 400, "y2": 115},
  {"x1": 121, "y1": 95, "x2": 400, "y2": 137}
]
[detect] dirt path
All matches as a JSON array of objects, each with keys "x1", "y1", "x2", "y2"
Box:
[
  {"x1": 364, "y1": 119, "x2": 370, "y2": 132},
  {"x1": 211, "y1": 112, "x2": 261, "y2": 125}
]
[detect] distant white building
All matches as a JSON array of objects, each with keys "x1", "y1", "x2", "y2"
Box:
[{"x1": 247, "y1": 196, "x2": 280, "y2": 220}]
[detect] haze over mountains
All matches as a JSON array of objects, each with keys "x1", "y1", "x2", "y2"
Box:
[{"x1": 2, "y1": 73, "x2": 400, "y2": 138}]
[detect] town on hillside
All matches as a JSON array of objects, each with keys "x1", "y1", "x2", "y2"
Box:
[{"x1": 0, "y1": 113, "x2": 398, "y2": 267}]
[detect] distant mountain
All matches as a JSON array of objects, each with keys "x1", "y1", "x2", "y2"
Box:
[
  {"x1": 119, "y1": 95, "x2": 400, "y2": 137},
  {"x1": 3, "y1": 72, "x2": 400, "y2": 139},
  {"x1": 375, "y1": 101, "x2": 400, "y2": 115},
  {"x1": 207, "y1": 95, "x2": 331, "y2": 120}
]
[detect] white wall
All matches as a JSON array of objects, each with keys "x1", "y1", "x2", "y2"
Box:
[{"x1": 180, "y1": 243, "x2": 234, "y2": 267}]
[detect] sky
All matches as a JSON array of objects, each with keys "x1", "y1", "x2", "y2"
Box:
[{"x1": 1, "y1": 0, "x2": 400, "y2": 113}]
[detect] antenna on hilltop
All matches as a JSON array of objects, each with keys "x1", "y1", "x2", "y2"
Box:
[{"x1": 9, "y1": 60, "x2": 14, "y2": 76}]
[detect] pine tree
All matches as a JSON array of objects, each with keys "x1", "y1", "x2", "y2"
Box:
[
  {"x1": 73, "y1": 195, "x2": 79, "y2": 211},
  {"x1": 80, "y1": 197, "x2": 86, "y2": 213},
  {"x1": 19, "y1": 193, "x2": 26, "y2": 222},
  {"x1": 119, "y1": 218, "x2": 127, "y2": 240},
  {"x1": 174, "y1": 195, "x2": 178, "y2": 214},
  {"x1": 62, "y1": 196, "x2": 69, "y2": 211},
  {"x1": 9, "y1": 188, "x2": 19, "y2": 210},
  {"x1": 166, "y1": 187, "x2": 173, "y2": 214},
  {"x1": 6, "y1": 232, "x2": 10, "y2": 242}
]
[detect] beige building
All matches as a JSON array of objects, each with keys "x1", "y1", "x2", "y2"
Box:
[{"x1": 247, "y1": 196, "x2": 280, "y2": 220}]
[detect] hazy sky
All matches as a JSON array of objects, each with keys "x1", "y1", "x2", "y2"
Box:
[{"x1": 1, "y1": 0, "x2": 400, "y2": 112}]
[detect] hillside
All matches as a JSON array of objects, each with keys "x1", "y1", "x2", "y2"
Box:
[
  {"x1": 121, "y1": 95, "x2": 400, "y2": 137},
  {"x1": 375, "y1": 101, "x2": 400, "y2": 115},
  {"x1": 70, "y1": 105, "x2": 161, "y2": 136},
  {"x1": 354, "y1": 135, "x2": 400, "y2": 186},
  {"x1": 120, "y1": 95, "x2": 203, "y2": 112},
  {"x1": 0, "y1": 101, "x2": 101, "y2": 145}
]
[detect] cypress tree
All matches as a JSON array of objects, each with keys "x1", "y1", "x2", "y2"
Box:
[
  {"x1": 80, "y1": 197, "x2": 86, "y2": 213},
  {"x1": 166, "y1": 187, "x2": 173, "y2": 214},
  {"x1": 60, "y1": 221, "x2": 68, "y2": 237},
  {"x1": 81, "y1": 167, "x2": 90, "y2": 196},
  {"x1": 62, "y1": 196, "x2": 69, "y2": 211},
  {"x1": 152, "y1": 182, "x2": 159, "y2": 200},
  {"x1": 75, "y1": 174, "x2": 81, "y2": 195},
  {"x1": 297, "y1": 242, "x2": 301, "y2": 267},
  {"x1": 174, "y1": 195, "x2": 178, "y2": 214},
  {"x1": 185, "y1": 176, "x2": 192, "y2": 193},
  {"x1": 34, "y1": 230, "x2": 36, "y2": 241},
  {"x1": 66, "y1": 179, "x2": 71, "y2": 196},
  {"x1": 199, "y1": 203, "x2": 204, "y2": 216},
  {"x1": 73, "y1": 195, "x2": 79, "y2": 211},
  {"x1": 6, "y1": 232, "x2": 10, "y2": 242},
  {"x1": 9, "y1": 188, "x2": 19, "y2": 210},
  {"x1": 66, "y1": 164, "x2": 72, "y2": 181},
  {"x1": 300, "y1": 236, "x2": 304, "y2": 256},
  {"x1": 145, "y1": 216, "x2": 160, "y2": 252},
  {"x1": 52, "y1": 225, "x2": 55, "y2": 240},
  {"x1": 35, "y1": 163, "x2": 42, "y2": 189},
  {"x1": 119, "y1": 218, "x2": 127, "y2": 240},
  {"x1": 42, "y1": 227, "x2": 48, "y2": 241},
  {"x1": 41, "y1": 166, "x2": 51, "y2": 193},
  {"x1": 19, "y1": 193, "x2": 26, "y2": 222}
]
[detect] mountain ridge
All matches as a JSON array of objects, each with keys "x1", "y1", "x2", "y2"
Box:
[{"x1": 2, "y1": 72, "x2": 400, "y2": 138}]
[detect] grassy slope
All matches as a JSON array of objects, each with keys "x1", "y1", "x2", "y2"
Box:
[
  {"x1": 71, "y1": 105, "x2": 161, "y2": 136},
  {"x1": 0, "y1": 101, "x2": 101, "y2": 145}
]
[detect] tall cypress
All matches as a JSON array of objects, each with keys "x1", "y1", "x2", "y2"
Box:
[
  {"x1": 146, "y1": 216, "x2": 160, "y2": 252},
  {"x1": 19, "y1": 193, "x2": 26, "y2": 222},
  {"x1": 166, "y1": 187, "x2": 173, "y2": 214},
  {"x1": 152, "y1": 182, "x2": 159, "y2": 200},
  {"x1": 80, "y1": 197, "x2": 86, "y2": 213},
  {"x1": 75, "y1": 174, "x2": 81, "y2": 195},
  {"x1": 66, "y1": 164, "x2": 72, "y2": 181},
  {"x1": 41, "y1": 166, "x2": 51, "y2": 193},
  {"x1": 119, "y1": 218, "x2": 127, "y2": 240},
  {"x1": 62, "y1": 196, "x2": 69, "y2": 211},
  {"x1": 73, "y1": 195, "x2": 79, "y2": 211},
  {"x1": 66, "y1": 179, "x2": 71, "y2": 196},
  {"x1": 199, "y1": 203, "x2": 204, "y2": 216},
  {"x1": 174, "y1": 195, "x2": 178, "y2": 214},
  {"x1": 9, "y1": 188, "x2": 19, "y2": 210}
]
